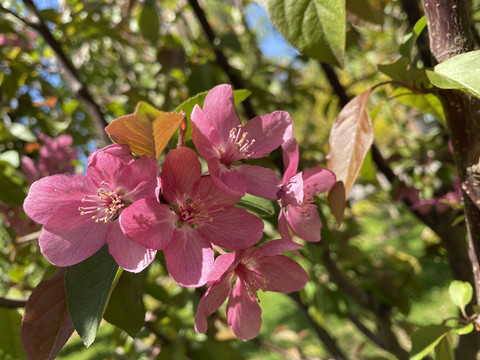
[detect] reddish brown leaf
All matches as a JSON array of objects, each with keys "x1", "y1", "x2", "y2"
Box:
[
  {"x1": 105, "y1": 101, "x2": 184, "y2": 158},
  {"x1": 328, "y1": 181, "x2": 346, "y2": 225},
  {"x1": 21, "y1": 269, "x2": 74, "y2": 360},
  {"x1": 327, "y1": 89, "x2": 374, "y2": 198}
]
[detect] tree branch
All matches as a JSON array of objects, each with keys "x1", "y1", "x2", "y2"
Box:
[
  {"x1": 20, "y1": 0, "x2": 109, "y2": 144},
  {"x1": 187, "y1": 0, "x2": 257, "y2": 119},
  {"x1": 289, "y1": 292, "x2": 347, "y2": 360},
  {"x1": 0, "y1": 296, "x2": 28, "y2": 309}
]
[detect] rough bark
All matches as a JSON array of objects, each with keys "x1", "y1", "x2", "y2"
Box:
[{"x1": 423, "y1": 1, "x2": 480, "y2": 358}]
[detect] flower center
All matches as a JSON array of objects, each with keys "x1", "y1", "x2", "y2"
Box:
[
  {"x1": 78, "y1": 184, "x2": 125, "y2": 223},
  {"x1": 172, "y1": 195, "x2": 217, "y2": 228},
  {"x1": 218, "y1": 125, "x2": 255, "y2": 165},
  {"x1": 233, "y1": 261, "x2": 267, "y2": 302}
]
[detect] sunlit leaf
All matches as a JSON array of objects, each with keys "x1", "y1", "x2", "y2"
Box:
[
  {"x1": 0, "y1": 308, "x2": 25, "y2": 359},
  {"x1": 393, "y1": 87, "x2": 446, "y2": 125},
  {"x1": 448, "y1": 280, "x2": 473, "y2": 313},
  {"x1": 410, "y1": 324, "x2": 451, "y2": 360},
  {"x1": 265, "y1": 0, "x2": 346, "y2": 67},
  {"x1": 21, "y1": 269, "x2": 74, "y2": 360},
  {"x1": 103, "y1": 271, "x2": 146, "y2": 338},
  {"x1": 65, "y1": 245, "x2": 120, "y2": 347},
  {"x1": 427, "y1": 50, "x2": 480, "y2": 99},
  {"x1": 327, "y1": 89, "x2": 374, "y2": 198},
  {"x1": 105, "y1": 102, "x2": 184, "y2": 159}
]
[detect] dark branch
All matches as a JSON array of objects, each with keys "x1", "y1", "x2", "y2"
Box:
[
  {"x1": 20, "y1": 0, "x2": 110, "y2": 144},
  {"x1": 0, "y1": 296, "x2": 28, "y2": 309},
  {"x1": 289, "y1": 292, "x2": 347, "y2": 360},
  {"x1": 187, "y1": 0, "x2": 257, "y2": 119}
]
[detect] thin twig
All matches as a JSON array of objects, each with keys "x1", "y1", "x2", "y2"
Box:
[
  {"x1": 187, "y1": 0, "x2": 257, "y2": 120},
  {"x1": 0, "y1": 296, "x2": 28, "y2": 309}
]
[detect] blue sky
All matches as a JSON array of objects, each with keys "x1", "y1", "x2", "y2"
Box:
[{"x1": 244, "y1": 3, "x2": 299, "y2": 62}]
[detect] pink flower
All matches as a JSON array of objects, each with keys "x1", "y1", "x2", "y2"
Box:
[
  {"x1": 191, "y1": 84, "x2": 293, "y2": 200},
  {"x1": 23, "y1": 144, "x2": 158, "y2": 272},
  {"x1": 194, "y1": 240, "x2": 308, "y2": 341},
  {"x1": 278, "y1": 139, "x2": 336, "y2": 242},
  {"x1": 120, "y1": 147, "x2": 264, "y2": 287},
  {"x1": 21, "y1": 134, "x2": 78, "y2": 183}
]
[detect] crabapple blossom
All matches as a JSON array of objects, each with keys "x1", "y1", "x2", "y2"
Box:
[
  {"x1": 120, "y1": 147, "x2": 264, "y2": 287},
  {"x1": 279, "y1": 139, "x2": 336, "y2": 243},
  {"x1": 194, "y1": 240, "x2": 308, "y2": 341},
  {"x1": 191, "y1": 84, "x2": 293, "y2": 200},
  {"x1": 23, "y1": 144, "x2": 158, "y2": 272}
]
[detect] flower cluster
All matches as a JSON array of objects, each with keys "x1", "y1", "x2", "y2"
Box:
[{"x1": 23, "y1": 84, "x2": 336, "y2": 340}]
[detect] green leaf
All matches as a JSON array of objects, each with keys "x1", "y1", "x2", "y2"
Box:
[
  {"x1": 174, "y1": 89, "x2": 252, "y2": 119},
  {"x1": 9, "y1": 123, "x2": 36, "y2": 142},
  {"x1": 399, "y1": 16, "x2": 427, "y2": 59},
  {"x1": 0, "y1": 150, "x2": 19, "y2": 168},
  {"x1": 427, "y1": 50, "x2": 480, "y2": 99},
  {"x1": 237, "y1": 193, "x2": 275, "y2": 217},
  {"x1": 448, "y1": 280, "x2": 473, "y2": 312},
  {"x1": 346, "y1": 0, "x2": 383, "y2": 25},
  {"x1": 434, "y1": 334, "x2": 454, "y2": 360},
  {"x1": 393, "y1": 87, "x2": 446, "y2": 125},
  {"x1": 65, "y1": 245, "x2": 120, "y2": 347},
  {"x1": 454, "y1": 323, "x2": 474, "y2": 335},
  {"x1": 0, "y1": 162, "x2": 26, "y2": 206},
  {"x1": 265, "y1": 0, "x2": 346, "y2": 67},
  {"x1": 410, "y1": 324, "x2": 451, "y2": 360},
  {"x1": 103, "y1": 271, "x2": 146, "y2": 338},
  {"x1": 0, "y1": 308, "x2": 25, "y2": 359},
  {"x1": 138, "y1": 0, "x2": 160, "y2": 44}
]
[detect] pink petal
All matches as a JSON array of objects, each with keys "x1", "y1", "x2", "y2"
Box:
[
  {"x1": 236, "y1": 164, "x2": 281, "y2": 200},
  {"x1": 87, "y1": 144, "x2": 133, "y2": 169},
  {"x1": 39, "y1": 204, "x2": 109, "y2": 266},
  {"x1": 86, "y1": 151, "x2": 129, "y2": 188},
  {"x1": 202, "y1": 84, "x2": 241, "y2": 144},
  {"x1": 117, "y1": 155, "x2": 158, "y2": 201},
  {"x1": 208, "y1": 160, "x2": 247, "y2": 197},
  {"x1": 256, "y1": 255, "x2": 308, "y2": 293},
  {"x1": 120, "y1": 198, "x2": 177, "y2": 250},
  {"x1": 244, "y1": 111, "x2": 292, "y2": 158},
  {"x1": 226, "y1": 279, "x2": 262, "y2": 341},
  {"x1": 199, "y1": 207, "x2": 263, "y2": 250},
  {"x1": 23, "y1": 174, "x2": 96, "y2": 225},
  {"x1": 207, "y1": 252, "x2": 236, "y2": 284},
  {"x1": 191, "y1": 104, "x2": 222, "y2": 160},
  {"x1": 281, "y1": 125, "x2": 298, "y2": 182},
  {"x1": 303, "y1": 167, "x2": 336, "y2": 195},
  {"x1": 282, "y1": 172, "x2": 304, "y2": 206},
  {"x1": 194, "y1": 274, "x2": 232, "y2": 334},
  {"x1": 21, "y1": 156, "x2": 40, "y2": 181},
  {"x1": 192, "y1": 175, "x2": 241, "y2": 212},
  {"x1": 160, "y1": 147, "x2": 202, "y2": 204},
  {"x1": 106, "y1": 222, "x2": 156, "y2": 273},
  {"x1": 278, "y1": 211, "x2": 292, "y2": 242},
  {"x1": 286, "y1": 204, "x2": 322, "y2": 242},
  {"x1": 164, "y1": 227, "x2": 214, "y2": 287},
  {"x1": 259, "y1": 239, "x2": 302, "y2": 257}
]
